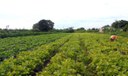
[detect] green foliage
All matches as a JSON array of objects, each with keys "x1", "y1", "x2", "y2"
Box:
[
  {"x1": 87, "y1": 28, "x2": 99, "y2": 32},
  {"x1": 38, "y1": 33, "x2": 128, "y2": 76},
  {"x1": 111, "y1": 20, "x2": 128, "y2": 31},
  {"x1": 123, "y1": 24, "x2": 128, "y2": 32},
  {"x1": 63, "y1": 27, "x2": 75, "y2": 33},
  {"x1": 0, "y1": 35, "x2": 70, "y2": 76},
  {"x1": 75, "y1": 27, "x2": 86, "y2": 33},
  {"x1": 33, "y1": 19, "x2": 54, "y2": 31},
  {"x1": 38, "y1": 34, "x2": 87, "y2": 76},
  {"x1": 76, "y1": 27, "x2": 85, "y2": 31},
  {"x1": 101, "y1": 20, "x2": 128, "y2": 35},
  {"x1": 102, "y1": 25, "x2": 111, "y2": 32},
  {"x1": 0, "y1": 29, "x2": 43, "y2": 38},
  {"x1": 0, "y1": 33, "x2": 67, "y2": 62},
  {"x1": 0, "y1": 33, "x2": 128, "y2": 75}
]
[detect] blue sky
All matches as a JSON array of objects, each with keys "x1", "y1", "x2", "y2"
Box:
[{"x1": 0, "y1": 0, "x2": 128, "y2": 29}]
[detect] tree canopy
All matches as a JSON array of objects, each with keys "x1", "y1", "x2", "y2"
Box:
[
  {"x1": 111, "y1": 20, "x2": 128, "y2": 31},
  {"x1": 33, "y1": 19, "x2": 54, "y2": 31}
]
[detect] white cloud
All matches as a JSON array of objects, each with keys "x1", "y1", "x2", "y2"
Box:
[{"x1": 0, "y1": 0, "x2": 128, "y2": 29}]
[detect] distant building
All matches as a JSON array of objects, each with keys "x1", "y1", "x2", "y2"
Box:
[
  {"x1": 6, "y1": 25, "x2": 9, "y2": 29},
  {"x1": 99, "y1": 27, "x2": 104, "y2": 33}
]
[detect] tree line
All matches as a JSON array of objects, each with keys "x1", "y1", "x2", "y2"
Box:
[
  {"x1": 103, "y1": 20, "x2": 128, "y2": 32},
  {"x1": 0, "y1": 19, "x2": 128, "y2": 38},
  {"x1": 32, "y1": 19, "x2": 128, "y2": 32}
]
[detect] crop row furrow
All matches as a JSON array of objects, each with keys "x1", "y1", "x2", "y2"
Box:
[
  {"x1": 31, "y1": 35, "x2": 72, "y2": 76},
  {"x1": 0, "y1": 33, "x2": 67, "y2": 62},
  {"x1": 37, "y1": 34, "x2": 90, "y2": 76},
  {"x1": 0, "y1": 35, "x2": 71, "y2": 76},
  {"x1": 81, "y1": 33, "x2": 128, "y2": 76}
]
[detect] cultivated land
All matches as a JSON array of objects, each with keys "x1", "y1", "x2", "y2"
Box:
[{"x1": 0, "y1": 33, "x2": 128, "y2": 76}]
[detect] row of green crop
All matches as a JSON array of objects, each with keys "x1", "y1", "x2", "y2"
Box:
[
  {"x1": 0, "y1": 33, "x2": 67, "y2": 62},
  {"x1": 37, "y1": 34, "x2": 90, "y2": 76},
  {"x1": 0, "y1": 34, "x2": 71, "y2": 76},
  {"x1": 0, "y1": 33, "x2": 128, "y2": 76},
  {"x1": 80, "y1": 33, "x2": 128, "y2": 75},
  {"x1": 37, "y1": 33, "x2": 128, "y2": 76}
]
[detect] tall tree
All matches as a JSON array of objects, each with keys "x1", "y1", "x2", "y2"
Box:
[
  {"x1": 33, "y1": 19, "x2": 54, "y2": 31},
  {"x1": 111, "y1": 20, "x2": 128, "y2": 29},
  {"x1": 123, "y1": 24, "x2": 128, "y2": 32}
]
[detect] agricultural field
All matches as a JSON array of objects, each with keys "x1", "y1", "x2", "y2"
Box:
[
  {"x1": 0, "y1": 33, "x2": 128, "y2": 76},
  {"x1": 0, "y1": 33, "x2": 67, "y2": 62}
]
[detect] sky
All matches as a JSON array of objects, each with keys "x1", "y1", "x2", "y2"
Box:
[{"x1": 0, "y1": 0, "x2": 128, "y2": 29}]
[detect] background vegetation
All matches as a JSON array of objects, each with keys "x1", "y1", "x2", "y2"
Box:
[{"x1": 0, "y1": 19, "x2": 128, "y2": 38}]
